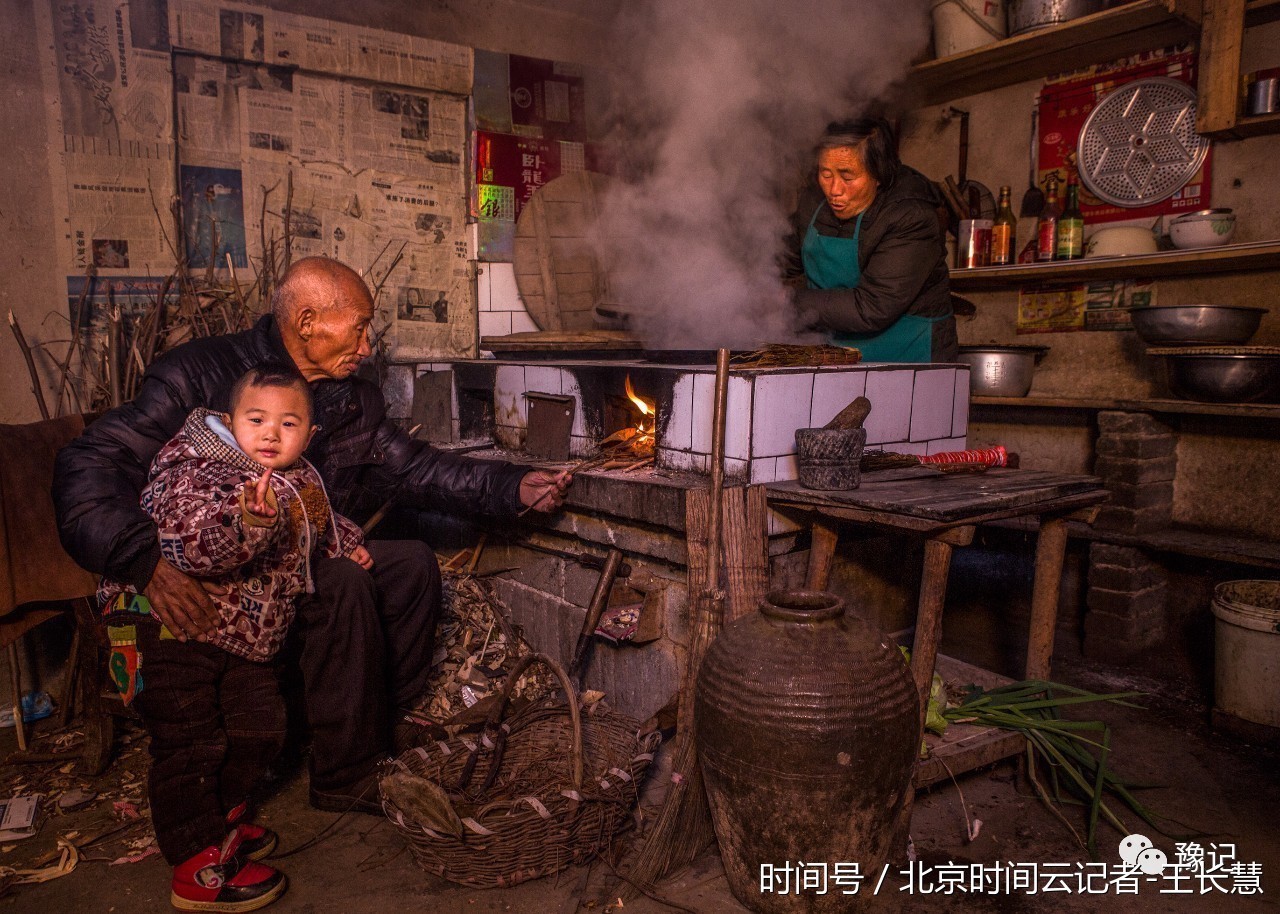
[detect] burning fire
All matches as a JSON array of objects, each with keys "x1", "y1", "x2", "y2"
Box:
[{"x1": 601, "y1": 375, "x2": 657, "y2": 457}]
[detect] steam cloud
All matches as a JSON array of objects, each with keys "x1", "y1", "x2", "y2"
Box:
[{"x1": 595, "y1": 0, "x2": 931, "y2": 349}]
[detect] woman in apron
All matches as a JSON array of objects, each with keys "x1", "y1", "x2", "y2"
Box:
[{"x1": 783, "y1": 118, "x2": 957, "y2": 362}]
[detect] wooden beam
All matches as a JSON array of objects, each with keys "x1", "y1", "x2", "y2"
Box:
[{"x1": 1197, "y1": 0, "x2": 1248, "y2": 136}]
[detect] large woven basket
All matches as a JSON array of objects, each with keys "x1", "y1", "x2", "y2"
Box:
[{"x1": 381, "y1": 653, "x2": 659, "y2": 888}]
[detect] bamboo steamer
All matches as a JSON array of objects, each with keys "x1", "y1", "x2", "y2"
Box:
[{"x1": 695, "y1": 590, "x2": 920, "y2": 913}]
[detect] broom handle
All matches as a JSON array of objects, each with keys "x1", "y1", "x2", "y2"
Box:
[{"x1": 705, "y1": 348, "x2": 730, "y2": 603}]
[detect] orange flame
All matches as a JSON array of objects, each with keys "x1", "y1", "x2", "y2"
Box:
[{"x1": 598, "y1": 375, "x2": 657, "y2": 457}]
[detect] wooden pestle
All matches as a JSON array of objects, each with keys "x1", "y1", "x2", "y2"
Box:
[{"x1": 823, "y1": 396, "x2": 871, "y2": 431}]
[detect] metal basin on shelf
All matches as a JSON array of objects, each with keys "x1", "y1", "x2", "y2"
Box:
[
  {"x1": 1163, "y1": 353, "x2": 1280, "y2": 403},
  {"x1": 1130, "y1": 305, "x2": 1265, "y2": 346},
  {"x1": 958, "y1": 345, "x2": 1049, "y2": 397}
]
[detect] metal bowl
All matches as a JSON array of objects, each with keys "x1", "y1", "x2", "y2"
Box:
[
  {"x1": 958, "y1": 345, "x2": 1048, "y2": 397},
  {"x1": 1163, "y1": 354, "x2": 1280, "y2": 403},
  {"x1": 1130, "y1": 305, "x2": 1264, "y2": 346}
]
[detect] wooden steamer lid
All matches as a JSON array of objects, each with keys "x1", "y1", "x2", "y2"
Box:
[{"x1": 513, "y1": 171, "x2": 614, "y2": 331}]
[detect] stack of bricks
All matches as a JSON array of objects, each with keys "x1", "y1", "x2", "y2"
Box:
[{"x1": 1084, "y1": 411, "x2": 1175, "y2": 658}]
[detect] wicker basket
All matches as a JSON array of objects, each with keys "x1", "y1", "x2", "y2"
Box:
[{"x1": 380, "y1": 653, "x2": 659, "y2": 888}]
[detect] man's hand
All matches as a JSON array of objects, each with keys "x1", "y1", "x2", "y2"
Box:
[
  {"x1": 243, "y1": 469, "x2": 277, "y2": 521},
  {"x1": 143, "y1": 557, "x2": 227, "y2": 642},
  {"x1": 349, "y1": 545, "x2": 374, "y2": 570},
  {"x1": 518, "y1": 468, "x2": 572, "y2": 515}
]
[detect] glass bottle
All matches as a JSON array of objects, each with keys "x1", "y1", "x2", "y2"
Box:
[
  {"x1": 1056, "y1": 180, "x2": 1084, "y2": 260},
  {"x1": 991, "y1": 185, "x2": 1017, "y2": 266},
  {"x1": 1035, "y1": 175, "x2": 1061, "y2": 262}
]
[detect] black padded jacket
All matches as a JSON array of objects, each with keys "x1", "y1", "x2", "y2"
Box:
[
  {"x1": 782, "y1": 164, "x2": 957, "y2": 361},
  {"x1": 53, "y1": 315, "x2": 527, "y2": 590}
]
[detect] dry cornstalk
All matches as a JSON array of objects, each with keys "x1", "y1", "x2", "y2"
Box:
[{"x1": 7, "y1": 310, "x2": 51, "y2": 419}]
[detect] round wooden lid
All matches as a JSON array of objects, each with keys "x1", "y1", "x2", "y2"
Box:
[{"x1": 513, "y1": 171, "x2": 614, "y2": 331}]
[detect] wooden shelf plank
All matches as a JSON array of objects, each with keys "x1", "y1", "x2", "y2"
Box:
[
  {"x1": 949, "y1": 240, "x2": 1280, "y2": 290},
  {"x1": 970, "y1": 395, "x2": 1280, "y2": 418},
  {"x1": 1245, "y1": 0, "x2": 1280, "y2": 27},
  {"x1": 985, "y1": 518, "x2": 1280, "y2": 569},
  {"x1": 916, "y1": 654, "x2": 1023, "y2": 789},
  {"x1": 1209, "y1": 111, "x2": 1280, "y2": 139},
  {"x1": 904, "y1": 0, "x2": 1201, "y2": 106}
]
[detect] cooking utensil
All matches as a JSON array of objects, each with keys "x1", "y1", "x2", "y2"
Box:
[
  {"x1": 823, "y1": 396, "x2": 872, "y2": 431},
  {"x1": 1169, "y1": 211, "x2": 1237, "y2": 249},
  {"x1": 958, "y1": 345, "x2": 1049, "y2": 397},
  {"x1": 569, "y1": 548, "x2": 625, "y2": 688},
  {"x1": 1077, "y1": 78, "x2": 1209, "y2": 208},
  {"x1": 1150, "y1": 346, "x2": 1280, "y2": 403},
  {"x1": 1130, "y1": 305, "x2": 1264, "y2": 346},
  {"x1": 1020, "y1": 109, "x2": 1046, "y2": 218},
  {"x1": 1009, "y1": 0, "x2": 1104, "y2": 35},
  {"x1": 1246, "y1": 68, "x2": 1280, "y2": 116}
]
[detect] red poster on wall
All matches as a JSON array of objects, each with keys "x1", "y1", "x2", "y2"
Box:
[{"x1": 1038, "y1": 49, "x2": 1211, "y2": 225}]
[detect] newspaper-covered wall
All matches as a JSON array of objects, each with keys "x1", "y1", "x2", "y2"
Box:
[{"x1": 38, "y1": 0, "x2": 476, "y2": 362}]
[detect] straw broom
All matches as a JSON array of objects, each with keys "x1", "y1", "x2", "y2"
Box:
[{"x1": 624, "y1": 348, "x2": 731, "y2": 891}]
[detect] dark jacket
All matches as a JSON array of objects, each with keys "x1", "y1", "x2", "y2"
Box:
[
  {"x1": 55, "y1": 316, "x2": 527, "y2": 590},
  {"x1": 782, "y1": 163, "x2": 957, "y2": 361}
]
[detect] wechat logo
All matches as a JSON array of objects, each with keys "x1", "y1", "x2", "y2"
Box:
[{"x1": 1119, "y1": 834, "x2": 1167, "y2": 875}]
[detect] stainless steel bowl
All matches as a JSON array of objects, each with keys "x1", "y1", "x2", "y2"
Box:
[
  {"x1": 958, "y1": 345, "x2": 1048, "y2": 397},
  {"x1": 1164, "y1": 354, "x2": 1280, "y2": 403},
  {"x1": 1130, "y1": 305, "x2": 1264, "y2": 346}
]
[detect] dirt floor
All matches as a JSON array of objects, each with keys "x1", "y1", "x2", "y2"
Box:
[{"x1": 0, "y1": 642, "x2": 1276, "y2": 914}]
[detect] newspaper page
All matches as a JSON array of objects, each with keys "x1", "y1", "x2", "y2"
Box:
[
  {"x1": 38, "y1": 0, "x2": 176, "y2": 275},
  {"x1": 168, "y1": 0, "x2": 472, "y2": 95}
]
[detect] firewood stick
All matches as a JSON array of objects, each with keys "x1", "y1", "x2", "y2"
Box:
[
  {"x1": 516, "y1": 455, "x2": 598, "y2": 517},
  {"x1": 7, "y1": 310, "x2": 51, "y2": 420}
]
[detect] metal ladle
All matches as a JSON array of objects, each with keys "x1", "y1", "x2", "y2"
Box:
[{"x1": 1020, "y1": 108, "x2": 1045, "y2": 217}]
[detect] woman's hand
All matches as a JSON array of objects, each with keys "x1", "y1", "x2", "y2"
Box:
[{"x1": 349, "y1": 545, "x2": 374, "y2": 570}]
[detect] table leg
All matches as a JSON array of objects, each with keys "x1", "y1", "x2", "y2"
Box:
[
  {"x1": 805, "y1": 520, "x2": 839, "y2": 591},
  {"x1": 908, "y1": 525, "x2": 975, "y2": 729},
  {"x1": 1025, "y1": 516, "x2": 1070, "y2": 682}
]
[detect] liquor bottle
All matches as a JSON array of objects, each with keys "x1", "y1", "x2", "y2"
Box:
[
  {"x1": 991, "y1": 185, "x2": 1017, "y2": 266},
  {"x1": 1056, "y1": 180, "x2": 1084, "y2": 260},
  {"x1": 1035, "y1": 175, "x2": 1061, "y2": 262}
]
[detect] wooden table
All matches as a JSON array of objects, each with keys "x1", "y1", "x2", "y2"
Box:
[{"x1": 767, "y1": 465, "x2": 1107, "y2": 785}]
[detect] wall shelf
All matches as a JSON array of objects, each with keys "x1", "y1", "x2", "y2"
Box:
[
  {"x1": 970, "y1": 395, "x2": 1280, "y2": 419},
  {"x1": 949, "y1": 240, "x2": 1280, "y2": 290},
  {"x1": 904, "y1": 0, "x2": 1201, "y2": 106}
]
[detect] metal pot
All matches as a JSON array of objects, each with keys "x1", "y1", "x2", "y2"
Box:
[
  {"x1": 1009, "y1": 0, "x2": 1104, "y2": 35},
  {"x1": 1163, "y1": 353, "x2": 1280, "y2": 403},
  {"x1": 1246, "y1": 68, "x2": 1280, "y2": 116},
  {"x1": 1130, "y1": 305, "x2": 1264, "y2": 346},
  {"x1": 958, "y1": 345, "x2": 1048, "y2": 397}
]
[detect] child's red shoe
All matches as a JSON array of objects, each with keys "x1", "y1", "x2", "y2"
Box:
[
  {"x1": 225, "y1": 802, "x2": 277, "y2": 861},
  {"x1": 170, "y1": 830, "x2": 286, "y2": 912}
]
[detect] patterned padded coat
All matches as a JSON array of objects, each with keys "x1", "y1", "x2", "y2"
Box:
[{"x1": 98, "y1": 408, "x2": 364, "y2": 662}]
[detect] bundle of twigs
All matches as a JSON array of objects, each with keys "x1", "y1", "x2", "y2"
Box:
[
  {"x1": 9, "y1": 171, "x2": 403, "y2": 420},
  {"x1": 732, "y1": 343, "x2": 862, "y2": 368},
  {"x1": 942, "y1": 680, "x2": 1160, "y2": 858}
]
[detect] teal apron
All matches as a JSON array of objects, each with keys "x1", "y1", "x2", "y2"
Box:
[{"x1": 801, "y1": 205, "x2": 945, "y2": 363}]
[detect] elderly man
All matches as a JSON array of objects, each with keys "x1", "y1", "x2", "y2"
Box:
[{"x1": 54, "y1": 257, "x2": 568, "y2": 812}]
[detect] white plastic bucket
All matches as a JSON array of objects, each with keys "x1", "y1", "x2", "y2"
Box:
[
  {"x1": 931, "y1": 0, "x2": 1007, "y2": 58},
  {"x1": 1211, "y1": 580, "x2": 1280, "y2": 729}
]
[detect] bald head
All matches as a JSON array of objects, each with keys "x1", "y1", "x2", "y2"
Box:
[
  {"x1": 272, "y1": 257, "x2": 375, "y2": 381},
  {"x1": 271, "y1": 256, "x2": 372, "y2": 324}
]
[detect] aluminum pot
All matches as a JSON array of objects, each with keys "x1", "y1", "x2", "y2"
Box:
[
  {"x1": 958, "y1": 345, "x2": 1048, "y2": 397},
  {"x1": 1009, "y1": 0, "x2": 1104, "y2": 34},
  {"x1": 1130, "y1": 305, "x2": 1264, "y2": 346},
  {"x1": 1163, "y1": 353, "x2": 1280, "y2": 403}
]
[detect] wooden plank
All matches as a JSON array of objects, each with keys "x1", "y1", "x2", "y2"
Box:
[
  {"x1": 1025, "y1": 516, "x2": 1071, "y2": 681},
  {"x1": 531, "y1": 192, "x2": 562, "y2": 330},
  {"x1": 971, "y1": 395, "x2": 1280, "y2": 420},
  {"x1": 479, "y1": 330, "x2": 642, "y2": 353},
  {"x1": 915, "y1": 654, "x2": 1025, "y2": 789},
  {"x1": 769, "y1": 469, "x2": 1104, "y2": 522},
  {"x1": 805, "y1": 520, "x2": 839, "y2": 590},
  {"x1": 720, "y1": 485, "x2": 769, "y2": 624},
  {"x1": 1196, "y1": 0, "x2": 1248, "y2": 136},
  {"x1": 949, "y1": 240, "x2": 1280, "y2": 290},
  {"x1": 903, "y1": 0, "x2": 1200, "y2": 107}
]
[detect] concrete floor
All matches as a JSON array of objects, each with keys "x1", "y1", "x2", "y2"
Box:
[{"x1": 1, "y1": 645, "x2": 1276, "y2": 914}]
